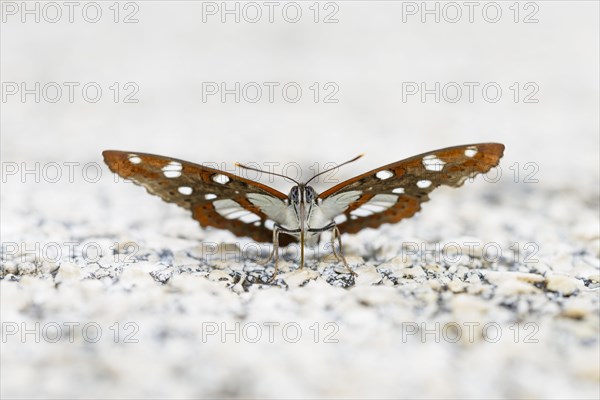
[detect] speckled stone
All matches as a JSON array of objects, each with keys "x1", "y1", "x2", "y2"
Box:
[
  {"x1": 2, "y1": 177, "x2": 599, "y2": 400},
  {"x1": 546, "y1": 275, "x2": 583, "y2": 295}
]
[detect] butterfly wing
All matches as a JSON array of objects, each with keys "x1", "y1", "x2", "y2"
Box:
[
  {"x1": 318, "y1": 143, "x2": 505, "y2": 233},
  {"x1": 103, "y1": 150, "x2": 294, "y2": 244}
]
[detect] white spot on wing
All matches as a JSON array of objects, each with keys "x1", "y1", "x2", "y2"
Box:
[
  {"x1": 360, "y1": 203, "x2": 387, "y2": 213},
  {"x1": 162, "y1": 161, "x2": 183, "y2": 178},
  {"x1": 376, "y1": 170, "x2": 394, "y2": 180},
  {"x1": 350, "y1": 194, "x2": 398, "y2": 218},
  {"x1": 214, "y1": 199, "x2": 241, "y2": 215},
  {"x1": 392, "y1": 188, "x2": 405, "y2": 194},
  {"x1": 239, "y1": 213, "x2": 261, "y2": 224},
  {"x1": 417, "y1": 180, "x2": 432, "y2": 188},
  {"x1": 465, "y1": 147, "x2": 478, "y2": 157},
  {"x1": 264, "y1": 219, "x2": 275, "y2": 230},
  {"x1": 225, "y1": 209, "x2": 249, "y2": 220},
  {"x1": 370, "y1": 194, "x2": 399, "y2": 204},
  {"x1": 334, "y1": 214, "x2": 347, "y2": 224},
  {"x1": 212, "y1": 174, "x2": 230, "y2": 184},
  {"x1": 128, "y1": 155, "x2": 141, "y2": 164},
  {"x1": 351, "y1": 208, "x2": 373, "y2": 218},
  {"x1": 422, "y1": 155, "x2": 446, "y2": 172},
  {"x1": 213, "y1": 199, "x2": 261, "y2": 223},
  {"x1": 178, "y1": 186, "x2": 193, "y2": 195},
  {"x1": 204, "y1": 193, "x2": 217, "y2": 200}
]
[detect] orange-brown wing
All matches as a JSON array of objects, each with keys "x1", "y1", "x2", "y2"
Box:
[
  {"x1": 103, "y1": 150, "x2": 294, "y2": 244},
  {"x1": 318, "y1": 143, "x2": 505, "y2": 234}
]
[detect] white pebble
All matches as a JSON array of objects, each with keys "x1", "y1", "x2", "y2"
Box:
[
  {"x1": 546, "y1": 275, "x2": 582, "y2": 295},
  {"x1": 54, "y1": 262, "x2": 82, "y2": 284}
]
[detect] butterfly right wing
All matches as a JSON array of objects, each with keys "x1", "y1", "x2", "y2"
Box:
[
  {"x1": 318, "y1": 143, "x2": 505, "y2": 233},
  {"x1": 103, "y1": 150, "x2": 295, "y2": 245}
]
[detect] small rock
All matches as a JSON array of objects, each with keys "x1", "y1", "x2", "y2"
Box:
[
  {"x1": 514, "y1": 272, "x2": 546, "y2": 284},
  {"x1": 169, "y1": 273, "x2": 220, "y2": 293},
  {"x1": 379, "y1": 257, "x2": 414, "y2": 279},
  {"x1": 401, "y1": 265, "x2": 426, "y2": 278},
  {"x1": 572, "y1": 266, "x2": 600, "y2": 283},
  {"x1": 17, "y1": 262, "x2": 37, "y2": 275},
  {"x1": 428, "y1": 279, "x2": 442, "y2": 291},
  {"x1": 94, "y1": 268, "x2": 112, "y2": 279},
  {"x1": 484, "y1": 271, "x2": 544, "y2": 285},
  {"x1": 150, "y1": 268, "x2": 174, "y2": 284},
  {"x1": 547, "y1": 252, "x2": 575, "y2": 273},
  {"x1": 346, "y1": 256, "x2": 365, "y2": 266},
  {"x1": 38, "y1": 261, "x2": 59, "y2": 275},
  {"x1": 561, "y1": 297, "x2": 595, "y2": 319},
  {"x1": 587, "y1": 274, "x2": 600, "y2": 284},
  {"x1": 382, "y1": 255, "x2": 413, "y2": 269},
  {"x1": 281, "y1": 268, "x2": 319, "y2": 287},
  {"x1": 120, "y1": 263, "x2": 156, "y2": 287},
  {"x1": 1, "y1": 261, "x2": 18, "y2": 275},
  {"x1": 466, "y1": 273, "x2": 481, "y2": 284},
  {"x1": 422, "y1": 263, "x2": 441, "y2": 273},
  {"x1": 495, "y1": 280, "x2": 540, "y2": 296},
  {"x1": 546, "y1": 275, "x2": 582, "y2": 295},
  {"x1": 354, "y1": 266, "x2": 382, "y2": 286},
  {"x1": 466, "y1": 283, "x2": 490, "y2": 296},
  {"x1": 54, "y1": 262, "x2": 82, "y2": 284},
  {"x1": 112, "y1": 240, "x2": 139, "y2": 256},
  {"x1": 448, "y1": 278, "x2": 467, "y2": 293},
  {"x1": 208, "y1": 269, "x2": 233, "y2": 282},
  {"x1": 455, "y1": 266, "x2": 470, "y2": 279},
  {"x1": 231, "y1": 274, "x2": 246, "y2": 294},
  {"x1": 450, "y1": 293, "x2": 490, "y2": 317}
]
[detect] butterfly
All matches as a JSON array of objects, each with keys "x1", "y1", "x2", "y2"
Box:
[{"x1": 103, "y1": 143, "x2": 504, "y2": 278}]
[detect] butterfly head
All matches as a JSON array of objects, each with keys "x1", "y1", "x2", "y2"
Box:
[
  {"x1": 289, "y1": 184, "x2": 318, "y2": 210},
  {"x1": 288, "y1": 184, "x2": 318, "y2": 230}
]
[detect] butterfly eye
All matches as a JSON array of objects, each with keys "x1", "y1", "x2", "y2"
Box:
[
  {"x1": 289, "y1": 186, "x2": 299, "y2": 203},
  {"x1": 305, "y1": 186, "x2": 316, "y2": 203}
]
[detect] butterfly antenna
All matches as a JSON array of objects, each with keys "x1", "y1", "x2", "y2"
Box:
[
  {"x1": 305, "y1": 154, "x2": 364, "y2": 185},
  {"x1": 236, "y1": 162, "x2": 300, "y2": 185}
]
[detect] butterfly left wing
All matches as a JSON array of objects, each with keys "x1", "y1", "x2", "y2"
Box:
[
  {"x1": 318, "y1": 143, "x2": 505, "y2": 233},
  {"x1": 103, "y1": 150, "x2": 295, "y2": 244}
]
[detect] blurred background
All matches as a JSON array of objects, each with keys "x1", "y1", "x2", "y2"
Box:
[{"x1": 2, "y1": 1, "x2": 598, "y2": 190}]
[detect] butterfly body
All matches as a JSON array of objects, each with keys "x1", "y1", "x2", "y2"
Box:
[
  {"x1": 283, "y1": 184, "x2": 330, "y2": 246},
  {"x1": 103, "y1": 142, "x2": 505, "y2": 278}
]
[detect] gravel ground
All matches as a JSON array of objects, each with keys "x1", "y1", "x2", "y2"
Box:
[
  {"x1": 2, "y1": 176, "x2": 598, "y2": 398},
  {"x1": 1, "y1": 1, "x2": 599, "y2": 399}
]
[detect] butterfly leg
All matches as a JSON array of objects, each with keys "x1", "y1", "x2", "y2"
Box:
[
  {"x1": 308, "y1": 223, "x2": 356, "y2": 276},
  {"x1": 271, "y1": 226, "x2": 281, "y2": 279},
  {"x1": 329, "y1": 231, "x2": 344, "y2": 263},
  {"x1": 261, "y1": 225, "x2": 281, "y2": 281},
  {"x1": 258, "y1": 227, "x2": 278, "y2": 266},
  {"x1": 265, "y1": 224, "x2": 301, "y2": 281},
  {"x1": 331, "y1": 225, "x2": 356, "y2": 276}
]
